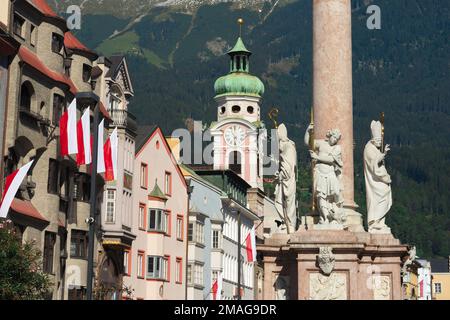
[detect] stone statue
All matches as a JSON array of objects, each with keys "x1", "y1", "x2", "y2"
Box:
[
  {"x1": 274, "y1": 275, "x2": 289, "y2": 300},
  {"x1": 364, "y1": 121, "x2": 393, "y2": 234},
  {"x1": 305, "y1": 125, "x2": 345, "y2": 226},
  {"x1": 402, "y1": 246, "x2": 417, "y2": 275},
  {"x1": 274, "y1": 124, "x2": 298, "y2": 233}
]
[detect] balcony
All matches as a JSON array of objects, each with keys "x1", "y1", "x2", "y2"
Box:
[{"x1": 109, "y1": 109, "x2": 137, "y2": 133}]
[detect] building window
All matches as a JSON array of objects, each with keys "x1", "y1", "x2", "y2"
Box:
[
  {"x1": 229, "y1": 151, "x2": 242, "y2": 175},
  {"x1": 13, "y1": 14, "x2": 25, "y2": 38},
  {"x1": 30, "y1": 25, "x2": 37, "y2": 46},
  {"x1": 232, "y1": 105, "x2": 241, "y2": 113},
  {"x1": 140, "y1": 163, "x2": 148, "y2": 188},
  {"x1": 68, "y1": 287, "x2": 86, "y2": 300},
  {"x1": 165, "y1": 211, "x2": 172, "y2": 237},
  {"x1": 52, "y1": 94, "x2": 65, "y2": 125},
  {"x1": 188, "y1": 223, "x2": 194, "y2": 242},
  {"x1": 74, "y1": 173, "x2": 90, "y2": 202},
  {"x1": 47, "y1": 159, "x2": 59, "y2": 195},
  {"x1": 105, "y1": 189, "x2": 116, "y2": 223},
  {"x1": 187, "y1": 264, "x2": 192, "y2": 285},
  {"x1": 212, "y1": 230, "x2": 220, "y2": 249},
  {"x1": 124, "y1": 250, "x2": 131, "y2": 276},
  {"x1": 51, "y1": 33, "x2": 64, "y2": 53},
  {"x1": 176, "y1": 215, "x2": 184, "y2": 241},
  {"x1": 435, "y1": 283, "x2": 442, "y2": 294},
  {"x1": 137, "y1": 251, "x2": 145, "y2": 279},
  {"x1": 196, "y1": 222, "x2": 204, "y2": 245},
  {"x1": 164, "y1": 172, "x2": 172, "y2": 196},
  {"x1": 70, "y1": 230, "x2": 88, "y2": 259},
  {"x1": 148, "y1": 209, "x2": 167, "y2": 233},
  {"x1": 43, "y1": 232, "x2": 56, "y2": 274},
  {"x1": 138, "y1": 203, "x2": 146, "y2": 230},
  {"x1": 247, "y1": 106, "x2": 254, "y2": 114},
  {"x1": 82, "y1": 64, "x2": 92, "y2": 83},
  {"x1": 176, "y1": 258, "x2": 182, "y2": 284},
  {"x1": 147, "y1": 256, "x2": 168, "y2": 280},
  {"x1": 193, "y1": 263, "x2": 204, "y2": 287},
  {"x1": 20, "y1": 82, "x2": 34, "y2": 111}
]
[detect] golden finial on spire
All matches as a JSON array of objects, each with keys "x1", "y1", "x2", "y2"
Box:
[{"x1": 237, "y1": 18, "x2": 244, "y2": 37}]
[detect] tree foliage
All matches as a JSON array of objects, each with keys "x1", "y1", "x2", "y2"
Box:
[{"x1": 0, "y1": 220, "x2": 51, "y2": 300}]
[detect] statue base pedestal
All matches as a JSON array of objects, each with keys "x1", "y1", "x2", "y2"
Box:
[
  {"x1": 313, "y1": 223, "x2": 344, "y2": 231},
  {"x1": 258, "y1": 229, "x2": 408, "y2": 300}
]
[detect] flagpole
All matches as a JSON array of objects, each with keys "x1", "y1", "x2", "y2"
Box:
[
  {"x1": 237, "y1": 209, "x2": 242, "y2": 301},
  {"x1": 77, "y1": 92, "x2": 101, "y2": 300}
]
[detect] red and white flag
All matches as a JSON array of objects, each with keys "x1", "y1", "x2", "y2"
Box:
[
  {"x1": 0, "y1": 161, "x2": 34, "y2": 218},
  {"x1": 60, "y1": 99, "x2": 78, "y2": 156},
  {"x1": 104, "y1": 128, "x2": 118, "y2": 182},
  {"x1": 97, "y1": 119, "x2": 105, "y2": 174},
  {"x1": 76, "y1": 109, "x2": 91, "y2": 166},
  {"x1": 245, "y1": 226, "x2": 257, "y2": 262},
  {"x1": 212, "y1": 272, "x2": 223, "y2": 300}
]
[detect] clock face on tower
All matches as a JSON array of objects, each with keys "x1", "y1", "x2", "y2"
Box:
[{"x1": 224, "y1": 126, "x2": 246, "y2": 147}]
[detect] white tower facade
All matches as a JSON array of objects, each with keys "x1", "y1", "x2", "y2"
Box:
[{"x1": 211, "y1": 37, "x2": 266, "y2": 191}]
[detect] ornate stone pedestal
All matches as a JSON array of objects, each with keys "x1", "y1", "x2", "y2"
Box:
[{"x1": 259, "y1": 229, "x2": 408, "y2": 300}]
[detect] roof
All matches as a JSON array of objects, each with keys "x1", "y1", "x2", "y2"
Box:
[
  {"x1": 64, "y1": 32, "x2": 97, "y2": 58},
  {"x1": 135, "y1": 126, "x2": 188, "y2": 190},
  {"x1": 10, "y1": 198, "x2": 49, "y2": 223},
  {"x1": 135, "y1": 125, "x2": 158, "y2": 153},
  {"x1": 148, "y1": 181, "x2": 168, "y2": 201},
  {"x1": 228, "y1": 37, "x2": 251, "y2": 55},
  {"x1": 431, "y1": 259, "x2": 449, "y2": 273},
  {"x1": 30, "y1": 0, "x2": 59, "y2": 18},
  {"x1": 18, "y1": 46, "x2": 78, "y2": 95},
  {"x1": 106, "y1": 56, "x2": 125, "y2": 78}
]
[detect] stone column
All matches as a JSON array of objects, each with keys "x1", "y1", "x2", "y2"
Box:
[{"x1": 312, "y1": 0, "x2": 363, "y2": 231}]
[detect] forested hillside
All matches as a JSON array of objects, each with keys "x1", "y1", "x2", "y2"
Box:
[{"x1": 58, "y1": 0, "x2": 450, "y2": 258}]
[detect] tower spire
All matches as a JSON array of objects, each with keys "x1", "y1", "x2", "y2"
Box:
[{"x1": 237, "y1": 18, "x2": 244, "y2": 37}]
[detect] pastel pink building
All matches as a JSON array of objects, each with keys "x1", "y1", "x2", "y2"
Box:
[{"x1": 124, "y1": 126, "x2": 188, "y2": 300}]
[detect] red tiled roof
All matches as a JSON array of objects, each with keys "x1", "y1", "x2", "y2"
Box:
[
  {"x1": 11, "y1": 198, "x2": 49, "y2": 222},
  {"x1": 64, "y1": 32, "x2": 96, "y2": 56},
  {"x1": 18, "y1": 46, "x2": 78, "y2": 95},
  {"x1": 30, "y1": 0, "x2": 59, "y2": 18}
]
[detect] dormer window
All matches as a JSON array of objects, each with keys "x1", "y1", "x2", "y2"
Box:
[{"x1": 51, "y1": 33, "x2": 64, "y2": 54}]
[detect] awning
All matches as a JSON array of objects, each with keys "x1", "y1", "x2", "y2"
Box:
[{"x1": 11, "y1": 198, "x2": 49, "y2": 223}]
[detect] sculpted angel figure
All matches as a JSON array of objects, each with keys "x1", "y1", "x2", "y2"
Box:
[{"x1": 304, "y1": 125, "x2": 345, "y2": 225}]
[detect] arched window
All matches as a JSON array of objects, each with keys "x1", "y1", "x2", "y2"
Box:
[
  {"x1": 229, "y1": 151, "x2": 242, "y2": 175},
  {"x1": 20, "y1": 82, "x2": 34, "y2": 111}
]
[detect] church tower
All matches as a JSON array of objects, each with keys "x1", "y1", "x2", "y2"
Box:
[{"x1": 211, "y1": 27, "x2": 266, "y2": 191}]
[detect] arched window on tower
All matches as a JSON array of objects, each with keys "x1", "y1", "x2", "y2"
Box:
[
  {"x1": 236, "y1": 56, "x2": 241, "y2": 71},
  {"x1": 229, "y1": 151, "x2": 242, "y2": 175}
]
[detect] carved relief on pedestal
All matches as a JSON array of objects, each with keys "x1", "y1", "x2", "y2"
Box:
[
  {"x1": 372, "y1": 275, "x2": 391, "y2": 300},
  {"x1": 317, "y1": 246, "x2": 335, "y2": 276},
  {"x1": 309, "y1": 273, "x2": 347, "y2": 300}
]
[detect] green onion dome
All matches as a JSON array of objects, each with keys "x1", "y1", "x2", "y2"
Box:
[{"x1": 214, "y1": 37, "x2": 265, "y2": 98}]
